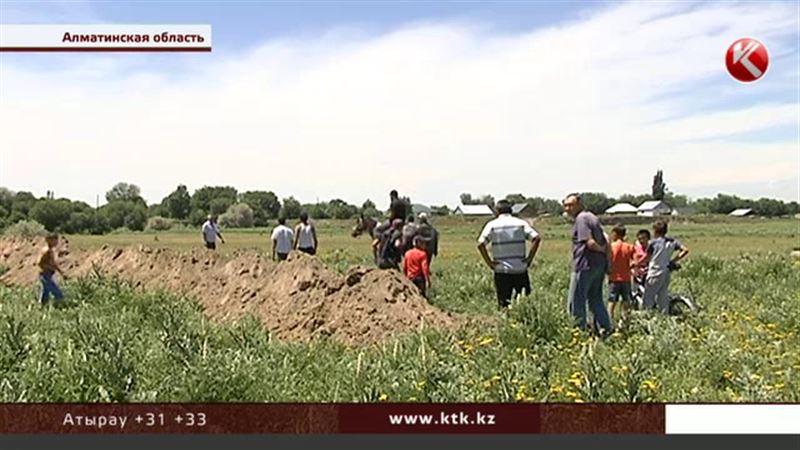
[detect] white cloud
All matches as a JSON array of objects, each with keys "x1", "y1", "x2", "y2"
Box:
[{"x1": 0, "y1": 1, "x2": 798, "y2": 206}]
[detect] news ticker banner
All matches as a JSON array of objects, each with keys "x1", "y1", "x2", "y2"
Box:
[
  {"x1": 0, "y1": 404, "x2": 798, "y2": 434},
  {"x1": 0, "y1": 24, "x2": 211, "y2": 52}
]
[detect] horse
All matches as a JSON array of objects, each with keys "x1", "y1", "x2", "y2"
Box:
[{"x1": 351, "y1": 215, "x2": 379, "y2": 238}]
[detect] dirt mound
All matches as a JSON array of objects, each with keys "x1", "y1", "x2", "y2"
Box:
[{"x1": 0, "y1": 238, "x2": 456, "y2": 345}]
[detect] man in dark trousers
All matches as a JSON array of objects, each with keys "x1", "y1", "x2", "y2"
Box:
[{"x1": 563, "y1": 193, "x2": 612, "y2": 336}]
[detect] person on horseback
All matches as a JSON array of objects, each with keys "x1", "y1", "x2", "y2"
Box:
[
  {"x1": 374, "y1": 218, "x2": 404, "y2": 269},
  {"x1": 388, "y1": 190, "x2": 408, "y2": 223}
]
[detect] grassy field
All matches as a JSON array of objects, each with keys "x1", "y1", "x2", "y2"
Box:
[{"x1": 0, "y1": 217, "x2": 798, "y2": 402}]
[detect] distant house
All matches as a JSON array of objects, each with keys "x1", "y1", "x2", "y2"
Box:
[
  {"x1": 512, "y1": 203, "x2": 529, "y2": 216},
  {"x1": 637, "y1": 200, "x2": 671, "y2": 217},
  {"x1": 453, "y1": 204, "x2": 494, "y2": 216},
  {"x1": 729, "y1": 208, "x2": 754, "y2": 217},
  {"x1": 671, "y1": 207, "x2": 696, "y2": 217},
  {"x1": 605, "y1": 203, "x2": 638, "y2": 215}
]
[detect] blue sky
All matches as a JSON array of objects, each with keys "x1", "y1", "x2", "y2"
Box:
[{"x1": 1, "y1": 1, "x2": 798, "y2": 206}]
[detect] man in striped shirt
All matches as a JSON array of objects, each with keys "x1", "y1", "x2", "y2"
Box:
[{"x1": 477, "y1": 200, "x2": 542, "y2": 308}]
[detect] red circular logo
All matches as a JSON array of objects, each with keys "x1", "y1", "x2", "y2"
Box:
[{"x1": 726, "y1": 37, "x2": 769, "y2": 83}]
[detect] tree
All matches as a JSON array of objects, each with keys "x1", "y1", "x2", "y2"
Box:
[
  {"x1": 505, "y1": 193, "x2": 527, "y2": 204},
  {"x1": 188, "y1": 208, "x2": 209, "y2": 226},
  {"x1": 218, "y1": 203, "x2": 255, "y2": 228},
  {"x1": 430, "y1": 205, "x2": 450, "y2": 215},
  {"x1": 64, "y1": 210, "x2": 107, "y2": 235},
  {"x1": 652, "y1": 170, "x2": 667, "y2": 201},
  {"x1": 460, "y1": 193, "x2": 476, "y2": 205},
  {"x1": 304, "y1": 203, "x2": 330, "y2": 219},
  {"x1": 0, "y1": 187, "x2": 13, "y2": 214},
  {"x1": 209, "y1": 198, "x2": 234, "y2": 216},
  {"x1": 240, "y1": 191, "x2": 281, "y2": 226},
  {"x1": 663, "y1": 192, "x2": 688, "y2": 208},
  {"x1": 148, "y1": 203, "x2": 169, "y2": 218},
  {"x1": 281, "y1": 197, "x2": 303, "y2": 219},
  {"x1": 28, "y1": 199, "x2": 73, "y2": 231},
  {"x1": 106, "y1": 182, "x2": 145, "y2": 205},
  {"x1": 479, "y1": 195, "x2": 496, "y2": 207},
  {"x1": 162, "y1": 185, "x2": 192, "y2": 220},
  {"x1": 11, "y1": 191, "x2": 36, "y2": 219},
  {"x1": 99, "y1": 201, "x2": 147, "y2": 231},
  {"x1": 327, "y1": 199, "x2": 359, "y2": 220},
  {"x1": 361, "y1": 199, "x2": 381, "y2": 218},
  {"x1": 753, "y1": 198, "x2": 788, "y2": 217},
  {"x1": 580, "y1": 192, "x2": 612, "y2": 215},
  {"x1": 191, "y1": 186, "x2": 238, "y2": 218}
]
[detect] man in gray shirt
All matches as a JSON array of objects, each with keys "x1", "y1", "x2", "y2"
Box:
[{"x1": 563, "y1": 193, "x2": 612, "y2": 335}]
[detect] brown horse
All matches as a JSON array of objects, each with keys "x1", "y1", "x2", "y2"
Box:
[{"x1": 351, "y1": 215, "x2": 379, "y2": 238}]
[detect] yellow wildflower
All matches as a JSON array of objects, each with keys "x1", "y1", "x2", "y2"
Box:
[
  {"x1": 641, "y1": 380, "x2": 658, "y2": 391},
  {"x1": 479, "y1": 337, "x2": 494, "y2": 346},
  {"x1": 378, "y1": 393, "x2": 389, "y2": 401},
  {"x1": 722, "y1": 370, "x2": 734, "y2": 380}
]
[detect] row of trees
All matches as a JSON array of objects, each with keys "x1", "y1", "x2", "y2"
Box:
[
  {"x1": 2, "y1": 181, "x2": 797, "y2": 235},
  {"x1": 0, "y1": 184, "x2": 401, "y2": 234}
]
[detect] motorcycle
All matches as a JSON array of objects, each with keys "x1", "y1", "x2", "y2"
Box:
[{"x1": 630, "y1": 262, "x2": 697, "y2": 316}]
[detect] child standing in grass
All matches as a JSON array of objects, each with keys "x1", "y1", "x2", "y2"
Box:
[
  {"x1": 643, "y1": 221, "x2": 690, "y2": 313},
  {"x1": 37, "y1": 233, "x2": 66, "y2": 305},
  {"x1": 632, "y1": 229, "x2": 651, "y2": 289},
  {"x1": 607, "y1": 224, "x2": 636, "y2": 321},
  {"x1": 403, "y1": 235, "x2": 431, "y2": 297}
]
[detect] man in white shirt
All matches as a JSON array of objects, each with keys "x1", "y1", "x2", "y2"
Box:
[
  {"x1": 271, "y1": 217, "x2": 295, "y2": 261},
  {"x1": 477, "y1": 200, "x2": 542, "y2": 308},
  {"x1": 201, "y1": 215, "x2": 225, "y2": 250}
]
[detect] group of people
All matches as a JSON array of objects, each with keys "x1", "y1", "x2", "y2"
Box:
[
  {"x1": 476, "y1": 193, "x2": 689, "y2": 336},
  {"x1": 371, "y1": 190, "x2": 440, "y2": 297},
  {"x1": 201, "y1": 213, "x2": 318, "y2": 262},
  {"x1": 34, "y1": 190, "x2": 689, "y2": 338}
]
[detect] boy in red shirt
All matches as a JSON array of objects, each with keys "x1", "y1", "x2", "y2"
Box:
[
  {"x1": 403, "y1": 235, "x2": 431, "y2": 297},
  {"x1": 607, "y1": 224, "x2": 636, "y2": 321}
]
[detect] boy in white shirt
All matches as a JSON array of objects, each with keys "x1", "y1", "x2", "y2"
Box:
[{"x1": 271, "y1": 217, "x2": 295, "y2": 261}]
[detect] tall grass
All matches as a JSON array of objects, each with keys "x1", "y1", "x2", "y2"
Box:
[{"x1": 0, "y1": 252, "x2": 797, "y2": 403}]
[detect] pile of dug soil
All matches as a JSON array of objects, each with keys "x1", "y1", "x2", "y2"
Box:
[{"x1": 0, "y1": 238, "x2": 456, "y2": 345}]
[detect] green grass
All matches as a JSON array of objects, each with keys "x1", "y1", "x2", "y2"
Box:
[{"x1": 1, "y1": 218, "x2": 798, "y2": 402}]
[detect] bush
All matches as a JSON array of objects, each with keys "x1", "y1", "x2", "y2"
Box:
[
  {"x1": 146, "y1": 216, "x2": 175, "y2": 232},
  {"x1": 218, "y1": 203, "x2": 254, "y2": 228},
  {"x1": 3, "y1": 220, "x2": 47, "y2": 239},
  {"x1": 99, "y1": 201, "x2": 147, "y2": 232}
]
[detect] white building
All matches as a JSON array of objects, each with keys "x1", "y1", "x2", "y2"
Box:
[
  {"x1": 637, "y1": 200, "x2": 671, "y2": 217},
  {"x1": 453, "y1": 204, "x2": 494, "y2": 216},
  {"x1": 729, "y1": 208, "x2": 754, "y2": 217},
  {"x1": 605, "y1": 203, "x2": 639, "y2": 215}
]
